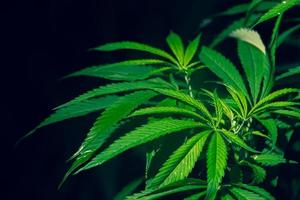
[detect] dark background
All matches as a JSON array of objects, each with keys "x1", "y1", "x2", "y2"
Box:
[{"x1": 4, "y1": 0, "x2": 300, "y2": 199}]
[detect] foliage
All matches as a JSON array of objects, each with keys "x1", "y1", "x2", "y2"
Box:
[{"x1": 22, "y1": 0, "x2": 300, "y2": 199}]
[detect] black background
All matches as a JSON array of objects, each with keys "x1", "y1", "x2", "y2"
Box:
[{"x1": 3, "y1": 0, "x2": 300, "y2": 199}]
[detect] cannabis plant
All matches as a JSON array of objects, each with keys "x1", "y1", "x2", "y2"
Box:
[{"x1": 22, "y1": 0, "x2": 300, "y2": 199}]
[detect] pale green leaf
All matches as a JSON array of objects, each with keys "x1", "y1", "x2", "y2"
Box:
[
  {"x1": 210, "y1": 18, "x2": 244, "y2": 47},
  {"x1": 77, "y1": 118, "x2": 203, "y2": 172},
  {"x1": 231, "y1": 28, "x2": 266, "y2": 54},
  {"x1": 149, "y1": 131, "x2": 211, "y2": 188},
  {"x1": 206, "y1": 132, "x2": 228, "y2": 200}
]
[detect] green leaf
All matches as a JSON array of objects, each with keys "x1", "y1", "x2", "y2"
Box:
[
  {"x1": 206, "y1": 132, "x2": 228, "y2": 200},
  {"x1": 276, "y1": 66, "x2": 300, "y2": 80},
  {"x1": 56, "y1": 78, "x2": 172, "y2": 109},
  {"x1": 129, "y1": 106, "x2": 205, "y2": 121},
  {"x1": 269, "y1": 14, "x2": 283, "y2": 67},
  {"x1": 127, "y1": 179, "x2": 206, "y2": 200},
  {"x1": 216, "y1": 2, "x2": 278, "y2": 16},
  {"x1": 272, "y1": 109, "x2": 300, "y2": 118},
  {"x1": 255, "y1": 0, "x2": 300, "y2": 25},
  {"x1": 149, "y1": 131, "x2": 211, "y2": 188},
  {"x1": 65, "y1": 59, "x2": 172, "y2": 81},
  {"x1": 77, "y1": 118, "x2": 203, "y2": 172},
  {"x1": 256, "y1": 118, "x2": 278, "y2": 147},
  {"x1": 253, "y1": 101, "x2": 299, "y2": 114},
  {"x1": 21, "y1": 95, "x2": 118, "y2": 139},
  {"x1": 250, "y1": 88, "x2": 299, "y2": 114},
  {"x1": 231, "y1": 28, "x2": 266, "y2": 54},
  {"x1": 184, "y1": 191, "x2": 206, "y2": 200},
  {"x1": 221, "y1": 130, "x2": 259, "y2": 153},
  {"x1": 60, "y1": 91, "x2": 157, "y2": 186},
  {"x1": 221, "y1": 194, "x2": 235, "y2": 200},
  {"x1": 241, "y1": 161, "x2": 266, "y2": 184},
  {"x1": 114, "y1": 178, "x2": 144, "y2": 200},
  {"x1": 237, "y1": 184, "x2": 275, "y2": 200},
  {"x1": 166, "y1": 32, "x2": 185, "y2": 65},
  {"x1": 237, "y1": 40, "x2": 267, "y2": 103},
  {"x1": 210, "y1": 18, "x2": 244, "y2": 47},
  {"x1": 252, "y1": 152, "x2": 286, "y2": 166},
  {"x1": 277, "y1": 24, "x2": 300, "y2": 47},
  {"x1": 92, "y1": 41, "x2": 177, "y2": 64},
  {"x1": 230, "y1": 187, "x2": 265, "y2": 200},
  {"x1": 153, "y1": 88, "x2": 212, "y2": 121},
  {"x1": 183, "y1": 34, "x2": 201, "y2": 66},
  {"x1": 199, "y1": 46, "x2": 249, "y2": 100}
]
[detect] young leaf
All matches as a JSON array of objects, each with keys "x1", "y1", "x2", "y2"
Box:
[
  {"x1": 148, "y1": 131, "x2": 211, "y2": 188},
  {"x1": 237, "y1": 40, "x2": 268, "y2": 103},
  {"x1": 22, "y1": 95, "x2": 118, "y2": 139},
  {"x1": 77, "y1": 118, "x2": 203, "y2": 172},
  {"x1": 129, "y1": 106, "x2": 205, "y2": 121},
  {"x1": 230, "y1": 187, "x2": 265, "y2": 200},
  {"x1": 183, "y1": 34, "x2": 201, "y2": 66},
  {"x1": 252, "y1": 153, "x2": 286, "y2": 166},
  {"x1": 92, "y1": 41, "x2": 177, "y2": 64},
  {"x1": 166, "y1": 32, "x2": 185, "y2": 65},
  {"x1": 237, "y1": 184, "x2": 275, "y2": 200},
  {"x1": 206, "y1": 132, "x2": 228, "y2": 200},
  {"x1": 221, "y1": 130, "x2": 259, "y2": 153},
  {"x1": 230, "y1": 28, "x2": 266, "y2": 54},
  {"x1": 255, "y1": 0, "x2": 300, "y2": 25},
  {"x1": 56, "y1": 78, "x2": 172, "y2": 109}
]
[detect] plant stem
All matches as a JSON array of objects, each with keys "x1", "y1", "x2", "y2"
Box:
[{"x1": 184, "y1": 72, "x2": 194, "y2": 98}]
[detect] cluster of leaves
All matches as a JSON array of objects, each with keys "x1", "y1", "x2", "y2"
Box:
[{"x1": 23, "y1": 0, "x2": 300, "y2": 199}]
